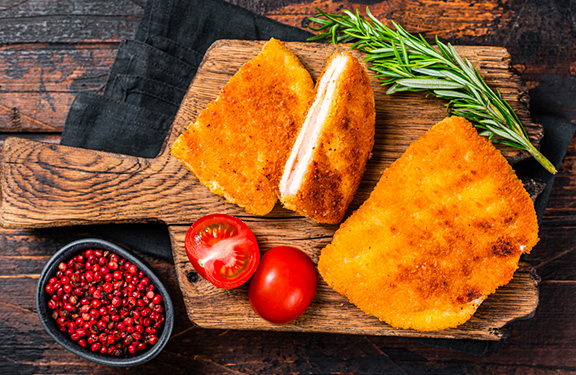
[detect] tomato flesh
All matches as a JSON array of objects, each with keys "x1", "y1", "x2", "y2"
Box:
[
  {"x1": 185, "y1": 214, "x2": 260, "y2": 289},
  {"x1": 248, "y1": 246, "x2": 317, "y2": 324}
]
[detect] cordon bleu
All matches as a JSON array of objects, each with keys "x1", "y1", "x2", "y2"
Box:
[{"x1": 318, "y1": 116, "x2": 540, "y2": 331}]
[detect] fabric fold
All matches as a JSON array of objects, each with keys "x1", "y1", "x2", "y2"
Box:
[
  {"x1": 61, "y1": 91, "x2": 173, "y2": 158},
  {"x1": 104, "y1": 39, "x2": 196, "y2": 94},
  {"x1": 105, "y1": 74, "x2": 186, "y2": 114}
]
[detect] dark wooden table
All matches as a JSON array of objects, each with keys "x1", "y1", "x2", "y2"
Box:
[{"x1": 1, "y1": 0, "x2": 575, "y2": 373}]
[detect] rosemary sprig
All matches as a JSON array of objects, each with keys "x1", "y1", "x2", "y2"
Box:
[{"x1": 307, "y1": 7, "x2": 556, "y2": 174}]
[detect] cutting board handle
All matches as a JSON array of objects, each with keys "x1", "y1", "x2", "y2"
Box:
[
  {"x1": 0, "y1": 136, "x2": 232, "y2": 228},
  {"x1": 1, "y1": 137, "x2": 153, "y2": 228}
]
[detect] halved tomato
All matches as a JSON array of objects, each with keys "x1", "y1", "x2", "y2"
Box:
[{"x1": 184, "y1": 214, "x2": 260, "y2": 289}]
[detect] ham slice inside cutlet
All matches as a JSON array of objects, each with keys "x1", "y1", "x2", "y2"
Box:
[{"x1": 280, "y1": 53, "x2": 349, "y2": 196}]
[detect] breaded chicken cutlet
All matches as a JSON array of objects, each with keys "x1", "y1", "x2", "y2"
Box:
[
  {"x1": 279, "y1": 51, "x2": 375, "y2": 224},
  {"x1": 171, "y1": 39, "x2": 314, "y2": 215},
  {"x1": 318, "y1": 116, "x2": 539, "y2": 332}
]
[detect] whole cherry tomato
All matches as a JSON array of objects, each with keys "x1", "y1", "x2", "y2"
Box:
[
  {"x1": 248, "y1": 246, "x2": 317, "y2": 324},
  {"x1": 184, "y1": 214, "x2": 260, "y2": 289}
]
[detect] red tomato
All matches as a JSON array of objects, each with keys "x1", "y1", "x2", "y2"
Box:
[
  {"x1": 184, "y1": 214, "x2": 260, "y2": 289},
  {"x1": 248, "y1": 246, "x2": 317, "y2": 324}
]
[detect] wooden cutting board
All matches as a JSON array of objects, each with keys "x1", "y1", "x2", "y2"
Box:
[{"x1": 1, "y1": 40, "x2": 542, "y2": 340}]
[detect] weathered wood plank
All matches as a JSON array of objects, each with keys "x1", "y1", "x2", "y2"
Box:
[
  {"x1": 0, "y1": 0, "x2": 142, "y2": 45},
  {"x1": 0, "y1": 93, "x2": 76, "y2": 132},
  {"x1": 524, "y1": 140, "x2": 576, "y2": 281},
  {"x1": 0, "y1": 134, "x2": 59, "y2": 148},
  {"x1": 0, "y1": 44, "x2": 114, "y2": 92},
  {"x1": 238, "y1": 0, "x2": 576, "y2": 78},
  {"x1": 0, "y1": 45, "x2": 117, "y2": 132},
  {"x1": 244, "y1": 0, "x2": 506, "y2": 38},
  {"x1": 0, "y1": 0, "x2": 143, "y2": 19}
]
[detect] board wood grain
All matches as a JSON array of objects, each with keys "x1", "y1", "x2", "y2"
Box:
[{"x1": 0, "y1": 40, "x2": 542, "y2": 340}]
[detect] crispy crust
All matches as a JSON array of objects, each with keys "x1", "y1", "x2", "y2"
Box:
[
  {"x1": 318, "y1": 116, "x2": 539, "y2": 331},
  {"x1": 171, "y1": 39, "x2": 314, "y2": 215},
  {"x1": 280, "y1": 52, "x2": 375, "y2": 224}
]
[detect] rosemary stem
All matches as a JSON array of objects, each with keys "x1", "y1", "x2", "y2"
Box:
[{"x1": 525, "y1": 140, "x2": 558, "y2": 174}]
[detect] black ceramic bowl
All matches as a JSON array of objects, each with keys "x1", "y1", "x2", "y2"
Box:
[{"x1": 36, "y1": 238, "x2": 174, "y2": 367}]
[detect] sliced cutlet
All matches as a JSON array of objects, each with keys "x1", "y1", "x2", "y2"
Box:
[{"x1": 279, "y1": 51, "x2": 375, "y2": 224}]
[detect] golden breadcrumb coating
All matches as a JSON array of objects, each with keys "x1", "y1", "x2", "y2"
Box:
[
  {"x1": 318, "y1": 116, "x2": 539, "y2": 331},
  {"x1": 280, "y1": 51, "x2": 375, "y2": 224},
  {"x1": 171, "y1": 39, "x2": 314, "y2": 215}
]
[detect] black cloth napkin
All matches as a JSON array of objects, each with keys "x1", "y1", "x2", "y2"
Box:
[
  {"x1": 59, "y1": 0, "x2": 576, "y2": 363},
  {"x1": 515, "y1": 116, "x2": 576, "y2": 224}
]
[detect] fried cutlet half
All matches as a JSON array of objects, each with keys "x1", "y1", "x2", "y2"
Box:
[
  {"x1": 279, "y1": 52, "x2": 375, "y2": 224},
  {"x1": 318, "y1": 116, "x2": 539, "y2": 331},
  {"x1": 171, "y1": 39, "x2": 314, "y2": 215}
]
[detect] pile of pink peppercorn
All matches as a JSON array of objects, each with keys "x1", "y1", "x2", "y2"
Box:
[{"x1": 45, "y1": 248, "x2": 165, "y2": 356}]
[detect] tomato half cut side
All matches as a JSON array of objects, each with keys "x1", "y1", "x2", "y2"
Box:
[{"x1": 184, "y1": 214, "x2": 260, "y2": 289}]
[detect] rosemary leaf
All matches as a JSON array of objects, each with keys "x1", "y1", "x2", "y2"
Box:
[
  {"x1": 433, "y1": 90, "x2": 475, "y2": 100},
  {"x1": 396, "y1": 79, "x2": 464, "y2": 90}
]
